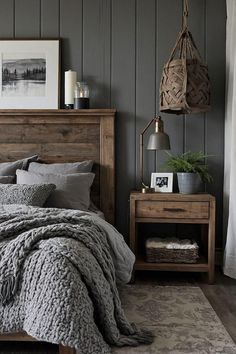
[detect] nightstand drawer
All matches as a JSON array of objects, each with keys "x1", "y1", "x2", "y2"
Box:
[{"x1": 136, "y1": 201, "x2": 209, "y2": 219}]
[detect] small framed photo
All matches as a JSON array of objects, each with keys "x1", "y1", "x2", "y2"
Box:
[
  {"x1": 151, "y1": 172, "x2": 173, "y2": 193},
  {"x1": 0, "y1": 39, "x2": 60, "y2": 108}
]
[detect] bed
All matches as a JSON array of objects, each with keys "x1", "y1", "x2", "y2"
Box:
[{"x1": 0, "y1": 109, "x2": 152, "y2": 354}]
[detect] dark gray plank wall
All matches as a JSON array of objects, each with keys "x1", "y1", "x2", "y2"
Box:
[
  {"x1": 185, "y1": 0, "x2": 205, "y2": 153},
  {"x1": 136, "y1": 0, "x2": 156, "y2": 186},
  {"x1": 41, "y1": 0, "x2": 59, "y2": 37},
  {"x1": 0, "y1": 0, "x2": 14, "y2": 37},
  {"x1": 0, "y1": 0, "x2": 226, "y2": 246},
  {"x1": 15, "y1": 0, "x2": 40, "y2": 37},
  {"x1": 59, "y1": 0, "x2": 83, "y2": 104},
  {"x1": 60, "y1": 0, "x2": 83, "y2": 77},
  {"x1": 157, "y1": 0, "x2": 184, "y2": 168},
  {"x1": 83, "y1": 0, "x2": 111, "y2": 107},
  {"x1": 111, "y1": 0, "x2": 136, "y2": 236}
]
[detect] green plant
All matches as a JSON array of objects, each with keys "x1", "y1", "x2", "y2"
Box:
[{"x1": 163, "y1": 151, "x2": 213, "y2": 183}]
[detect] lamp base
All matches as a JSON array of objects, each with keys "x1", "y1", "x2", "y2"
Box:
[{"x1": 141, "y1": 187, "x2": 155, "y2": 194}]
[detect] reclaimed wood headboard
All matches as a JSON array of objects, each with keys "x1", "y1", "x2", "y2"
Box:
[{"x1": 0, "y1": 109, "x2": 115, "y2": 224}]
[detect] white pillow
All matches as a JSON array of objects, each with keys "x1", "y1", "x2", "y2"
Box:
[{"x1": 16, "y1": 170, "x2": 95, "y2": 211}]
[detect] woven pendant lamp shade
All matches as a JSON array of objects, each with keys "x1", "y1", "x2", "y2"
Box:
[{"x1": 159, "y1": 0, "x2": 211, "y2": 115}]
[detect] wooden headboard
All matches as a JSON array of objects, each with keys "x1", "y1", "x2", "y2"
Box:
[{"x1": 0, "y1": 109, "x2": 115, "y2": 224}]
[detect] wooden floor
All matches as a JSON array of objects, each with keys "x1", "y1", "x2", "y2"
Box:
[
  {"x1": 0, "y1": 269, "x2": 235, "y2": 353},
  {"x1": 200, "y1": 271, "x2": 236, "y2": 343}
]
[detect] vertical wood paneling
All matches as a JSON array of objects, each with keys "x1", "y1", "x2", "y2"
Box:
[
  {"x1": 41, "y1": 0, "x2": 59, "y2": 37},
  {"x1": 15, "y1": 0, "x2": 40, "y2": 37},
  {"x1": 136, "y1": 0, "x2": 156, "y2": 188},
  {"x1": 0, "y1": 0, "x2": 227, "y2": 242},
  {"x1": 83, "y1": 0, "x2": 111, "y2": 107},
  {"x1": 60, "y1": 0, "x2": 83, "y2": 105},
  {"x1": 60, "y1": 0, "x2": 83, "y2": 74},
  {"x1": 111, "y1": 0, "x2": 136, "y2": 237},
  {"x1": 0, "y1": 0, "x2": 14, "y2": 37},
  {"x1": 157, "y1": 0, "x2": 184, "y2": 169},
  {"x1": 206, "y1": 0, "x2": 226, "y2": 246},
  {"x1": 185, "y1": 0, "x2": 205, "y2": 153}
]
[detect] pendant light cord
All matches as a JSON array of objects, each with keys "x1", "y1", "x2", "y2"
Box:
[{"x1": 182, "y1": 0, "x2": 189, "y2": 29}]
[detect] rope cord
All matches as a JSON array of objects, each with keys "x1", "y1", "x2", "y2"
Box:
[{"x1": 182, "y1": 0, "x2": 189, "y2": 29}]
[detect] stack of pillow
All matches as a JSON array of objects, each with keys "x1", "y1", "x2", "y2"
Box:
[
  {"x1": 0, "y1": 155, "x2": 38, "y2": 184},
  {"x1": 0, "y1": 156, "x2": 95, "y2": 210}
]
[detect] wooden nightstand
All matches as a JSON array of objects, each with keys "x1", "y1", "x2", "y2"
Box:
[{"x1": 129, "y1": 192, "x2": 216, "y2": 284}]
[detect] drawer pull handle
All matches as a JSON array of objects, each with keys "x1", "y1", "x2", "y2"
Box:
[{"x1": 163, "y1": 208, "x2": 186, "y2": 213}]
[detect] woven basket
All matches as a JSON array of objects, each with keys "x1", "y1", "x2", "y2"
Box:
[
  {"x1": 160, "y1": 25, "x2": 211, "y2": 114},
  {"x1": 146, "y1": 248, "x2": 199, "y2": 264},
  {"x1": 146, "y1": 237, "x2": 199, "y2": 263}
]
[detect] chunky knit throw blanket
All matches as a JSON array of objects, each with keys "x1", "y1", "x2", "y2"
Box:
[{"x1": 0, "y1": 205, "x2": 153, "y2": 354}]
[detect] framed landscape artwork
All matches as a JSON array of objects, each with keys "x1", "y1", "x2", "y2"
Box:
[{"x1": 0, "y1": 39, "x2": 60, "y2": 108}]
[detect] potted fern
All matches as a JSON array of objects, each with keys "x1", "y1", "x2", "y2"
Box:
[{"x1": 164, "y1": 151, "x2": 213, "y2": 194}]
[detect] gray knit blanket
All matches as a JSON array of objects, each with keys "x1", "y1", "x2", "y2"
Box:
[{"x1": 0, "y1": 205, "x2": 153, "y2": 354}]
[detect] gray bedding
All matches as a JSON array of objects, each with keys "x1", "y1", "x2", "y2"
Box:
[{"x1": 0, "y1": 205, "x2": 153, "y2": 353}]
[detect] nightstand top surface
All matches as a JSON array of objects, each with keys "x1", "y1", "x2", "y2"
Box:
[{"x1": 130, "y1": 191, "x2": 215, "y2": 201}]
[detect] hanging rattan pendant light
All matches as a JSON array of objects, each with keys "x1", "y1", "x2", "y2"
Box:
[{"x1": 159, "y1": 0, "x2": 211, "y2": 115}]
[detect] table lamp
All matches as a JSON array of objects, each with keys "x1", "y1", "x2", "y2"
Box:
[{"x1": 140, "y1": 116, "x2": 170, "y2": 193}]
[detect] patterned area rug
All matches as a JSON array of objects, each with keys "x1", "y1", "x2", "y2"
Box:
[
  {"x1": 112, "y1": 285, "x2": 236, "y2": 354},
  {"x1": 1, "y1": 285, "x2": 236, "y2": 353}
]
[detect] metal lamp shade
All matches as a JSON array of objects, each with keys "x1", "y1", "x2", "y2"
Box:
[{"x1": 147, "y1": 132, "x2": 170, "y2": 150}]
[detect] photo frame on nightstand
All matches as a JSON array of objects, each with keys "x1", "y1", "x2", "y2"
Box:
[{"x1": 151, "y1": 172, "x2": 173, "y2": 192}]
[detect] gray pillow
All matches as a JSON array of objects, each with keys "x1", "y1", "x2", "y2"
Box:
[
  {"x1": 28, "y1": 160, "x2": 93, "y2": 174},
  {"x1": 0, "y1": 184, "x2": 56, "y2": 207},
  {"x1": 16, "y1": 170, "x2": 95, "y2": 211},
  {"x1": 0, "y1": 155, "x2": 38, "y2": 176},
  {"x1": 0, "y1": 176, "x2": 14, "y2": 184}
]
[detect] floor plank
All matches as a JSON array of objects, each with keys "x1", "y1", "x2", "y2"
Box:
[{"x1": 199, "y1": 271, "x2": 236, "y2": 343}]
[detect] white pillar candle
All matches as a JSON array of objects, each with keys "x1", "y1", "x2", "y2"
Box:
[{"x1": 64, "y1": 70, "x2": 77, "y2": 105}]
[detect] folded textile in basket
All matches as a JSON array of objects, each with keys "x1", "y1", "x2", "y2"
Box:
[
  {"x1": 146, "y1": 237, "x2": 198, "y2": 250},
  {"x1": 146, "y1": 237, "x2": 199, "y2": 264}
]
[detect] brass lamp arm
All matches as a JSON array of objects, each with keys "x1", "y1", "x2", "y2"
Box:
[
  {"x1": 140, "y1": 118, "x2": 156, "y2": 136},
  {"x1": 140, "y1": 118, "x2": 156, "y2": 188}
]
